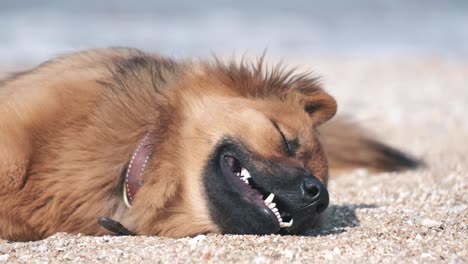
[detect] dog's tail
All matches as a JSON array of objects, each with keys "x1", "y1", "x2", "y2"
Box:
[{"x1": 319, "y1": 117, "x2": 423, "y2": 172}]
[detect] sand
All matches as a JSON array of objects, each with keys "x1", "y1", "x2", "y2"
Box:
[{"x1": 0, "y1": 57, "x2": 466, "y2": 263}]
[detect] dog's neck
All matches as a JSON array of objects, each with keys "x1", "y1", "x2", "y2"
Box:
[{"x1": 123, "y1": 132, "x2": 153, "y2": 208}]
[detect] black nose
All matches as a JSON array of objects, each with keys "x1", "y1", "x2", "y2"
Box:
[{"x1": 301, "y1": 176, "x2": 329, "y2": 214}]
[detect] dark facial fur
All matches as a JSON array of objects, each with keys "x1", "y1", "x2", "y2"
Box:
[{"x1": 204, "y1": 137, "x2": 330, "y2": 235}]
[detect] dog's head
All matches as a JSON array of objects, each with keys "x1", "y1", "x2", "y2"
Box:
[
  {"x1": 173, "y1": 60, "x2": 337, "y2": 235},
  {"x1": 119, "y1": 58, "x2": 336, "y2": 236}
]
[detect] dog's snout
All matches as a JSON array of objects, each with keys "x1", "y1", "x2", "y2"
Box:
[
  {"x1": 301, "y1": 176, "x2": 329, "y2": 214},
  {"x1": 303, "y1": 177, "x2": 321, "y2": 198}
]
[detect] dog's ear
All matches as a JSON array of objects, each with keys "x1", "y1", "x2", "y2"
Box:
[{"x1": 296, "y1": 89, "x2": 337, "y2": 127}]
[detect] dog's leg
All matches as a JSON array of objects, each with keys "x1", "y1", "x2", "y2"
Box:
[
  {"x1": 0, "y1": 122, "x2": 32, "y2": 194},
  {"x1": 0, "y1": 207, "x2": 40, "y2": 241},
  {"x1": 0, "y1": 70, "x2": 94, "y2": 194}
]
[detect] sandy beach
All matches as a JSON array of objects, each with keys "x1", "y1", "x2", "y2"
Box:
[{"x1": 0, "y1": 57, "x2": 466, "y2": 263}]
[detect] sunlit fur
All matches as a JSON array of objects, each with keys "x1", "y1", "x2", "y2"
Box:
[{"x1": 0, "y1": 48, "x2": 420, "y2": 241}]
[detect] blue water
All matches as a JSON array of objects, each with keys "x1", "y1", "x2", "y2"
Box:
[{"x1": 1, "y1": 0, "x2": 467, "y2": 64}]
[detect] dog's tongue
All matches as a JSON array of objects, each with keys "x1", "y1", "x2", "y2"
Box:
[{"x1": 125, "y1": 132, "x2": 153, "y2": 204}]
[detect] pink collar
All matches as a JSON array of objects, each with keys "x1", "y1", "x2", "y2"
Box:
[{"x1": 123, "y1": 132, "x2": 153, "y2": 208}]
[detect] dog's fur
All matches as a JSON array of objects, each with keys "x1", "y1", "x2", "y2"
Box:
[{"x1": 0, "y1": 48, "x2": 420, "y2": 241}]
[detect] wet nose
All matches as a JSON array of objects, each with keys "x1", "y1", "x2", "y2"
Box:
[{"x1": 301, "y1": 176, "x2": 329, "y2": 214}]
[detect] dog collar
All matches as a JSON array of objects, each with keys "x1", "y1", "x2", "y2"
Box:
[{"x1": 123, "y1": 132, "x2": 153, "y2": 208}]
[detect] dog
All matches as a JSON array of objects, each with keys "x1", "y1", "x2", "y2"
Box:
[{"x1": 0, "y1": 48, "x2": 420, "y2": 241}]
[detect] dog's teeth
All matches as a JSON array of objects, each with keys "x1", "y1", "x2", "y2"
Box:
[
  {"x1": 264, "y1": 193, "x2": 275, "y2": 203},
  {"x1": 268, "y1": 203, "x2": 276, "y2": 209},
  {"x1": 280, "y1": 219, "x2": 294, "y2": 228},
  {"x1": 272, "y1": 208, "x2": 278, "y2": 213},
  {"x1": 240, "y1": 168, "x2": 251, "y2": 179},
  {"x1": 275, "y1": 212, "x2": 280, "y2": 217}
]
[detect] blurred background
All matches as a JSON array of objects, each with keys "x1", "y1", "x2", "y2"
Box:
[
  {"x1": 1, "y1": 0, "x2": 467, "y2": 65},
  {"x1": 0, "y1": 0, "x2": 467, "y2": 130}
]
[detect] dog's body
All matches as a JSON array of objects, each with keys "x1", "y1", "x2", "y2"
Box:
[{"x1": 0, "y1": 48, "x2": 419, "y2": 241}]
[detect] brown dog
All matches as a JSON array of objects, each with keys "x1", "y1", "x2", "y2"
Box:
[{"x1": 0, "y1": 48, "x2": 420, "y2": 241}]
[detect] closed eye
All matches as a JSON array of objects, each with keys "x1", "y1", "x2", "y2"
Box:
[{"x1": 270, "y1": 120, "x2": 297, "y2": 156}]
